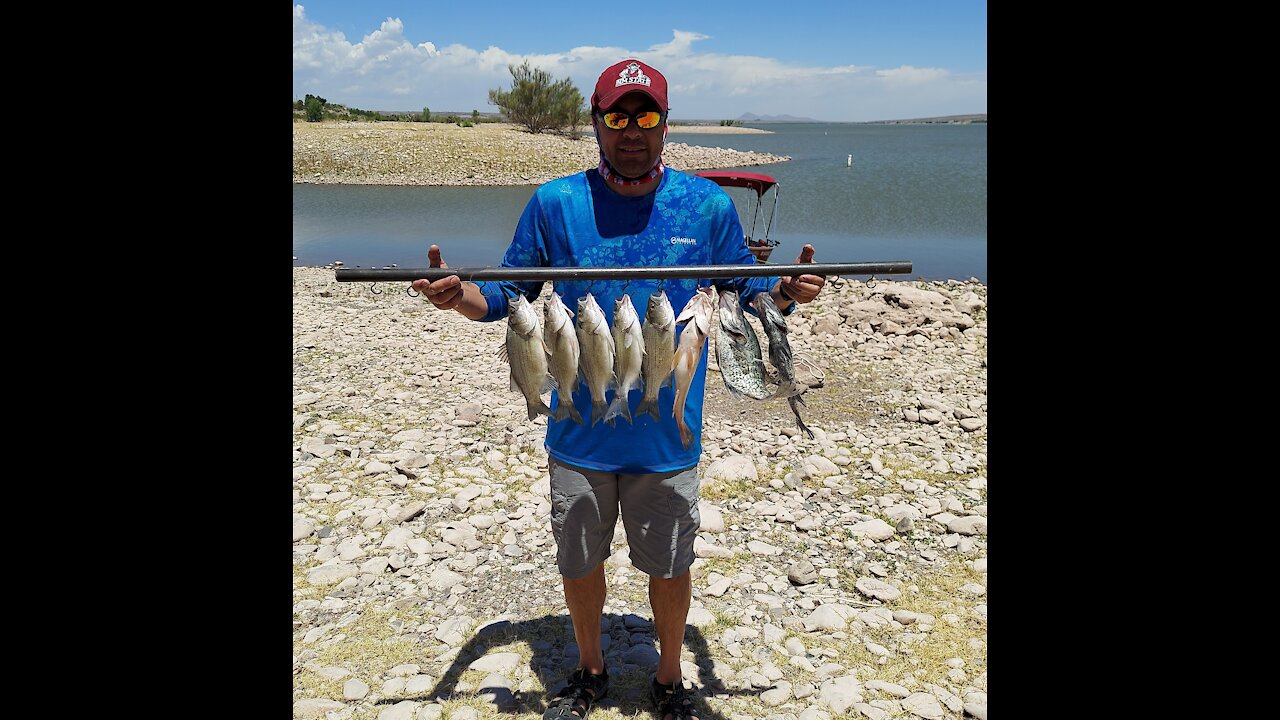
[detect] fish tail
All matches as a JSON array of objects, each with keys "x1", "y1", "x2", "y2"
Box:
[
  {"x1": 553, "y1": 398, "x2": 585, "y2": 426},
  {"x1": 789, "y1": 395, "x2": 815, "y2": 439},
  {"x1": 635, "y1": 394, "x2": 661, "y2": 423},
  {"x1": 677, "y1": 414, "x2": 694, "y2": 449},
  {"x1": 528, "y1": 398, "x2": 554, "y2": 421},
  {"x1": 590, "y1": 399, "x2": 611, "y2": 427},
  {"x1": 604, "y1": 394, "x2": 633, "y2": 426}
]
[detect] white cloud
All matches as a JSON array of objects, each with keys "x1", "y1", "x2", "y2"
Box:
[
  {"x1": 875, "y1": 65, "x2": 950, "y2": 85},
  {"x1": 292, "y1": 7, "x2": 985, "y2": 121}
]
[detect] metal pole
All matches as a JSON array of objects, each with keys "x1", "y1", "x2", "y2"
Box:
[{"x1": 334, "y1": 261, "x2": 912, "y2": 283}]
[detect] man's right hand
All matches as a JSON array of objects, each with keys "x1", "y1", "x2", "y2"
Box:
[{"x1": 412, "y1": 245, "x2": 464, "y2": 311}]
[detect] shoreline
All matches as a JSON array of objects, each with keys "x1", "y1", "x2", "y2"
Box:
[{"x1": 294, "y1": 121, "x2": 789, "y2": 187}]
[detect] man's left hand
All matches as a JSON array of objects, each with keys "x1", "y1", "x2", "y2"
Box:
[{"x1": 779, "y1": 244, "x2": 825, "y2": 304}]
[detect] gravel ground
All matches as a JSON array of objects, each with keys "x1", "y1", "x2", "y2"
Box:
[{"x1": 293, "y1": 267, "x2": 988, "y2": 720}]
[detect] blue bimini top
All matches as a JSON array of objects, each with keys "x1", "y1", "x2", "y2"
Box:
[{"x1": 474, "y1": 168, "x2": 787, "y2": 473}]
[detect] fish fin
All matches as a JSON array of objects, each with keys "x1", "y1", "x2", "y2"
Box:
[
  {"x1": 694, "y1": 313, "x2": 711, "y2": 335},
  {"x1": 789, "y1": 395, "x2": 814, "y2": 438},
  {"x1": 553, "y1": 398, "x2": 585, "y2": 426},
  {"x1": 497, "y1": 343, "x2": 508, "y2": 362},
  {"x1": 527, "y1": 398, "x2": 554, "y2": 421},
  {"x1": 678, "y1": 415, "x2": 694, "y2": 449},
  {"x1": 590, "y1": 399, "x2": 611, "y2": 427},
  {"x1": 635, "y1": 396, "x2": 661, "y2": 423},
  {"x1": 769, "y1": 381, "x2": 805, "y2": 400},
  {"x1": 542, "y1": 374, "x2": 558, "y2": 393},
  {"x1": 603, "y1": 394, "x2": 634, "y2": 426}
]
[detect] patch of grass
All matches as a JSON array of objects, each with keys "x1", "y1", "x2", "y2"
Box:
[
  {"x1": 820, "y1": 555, "x2": 986, "y2": 690},
  {"x1": 293, "y1": 606, "x2": 428, "y2": 698},
  {"x1": 700, "y1": 475, "x2": 759, "y2": 502},
  {"x1": 695, "y1": 556, "x2": 747, "y2": 579},
  {"x1": 292, "y1": 563, "x2": 325, "y2": 601}
]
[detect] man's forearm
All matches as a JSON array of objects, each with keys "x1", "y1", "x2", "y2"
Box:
[{"x1": 451, "y1": 282, "x2": 491, "y2": 320}]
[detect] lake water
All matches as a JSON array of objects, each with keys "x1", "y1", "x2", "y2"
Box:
[{"x1": 293, "y1": 123, "x2": 986, "y2": 282}]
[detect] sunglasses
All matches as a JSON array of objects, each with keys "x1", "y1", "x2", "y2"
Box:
[{"x1": 597, "y1": 109, "x2": 666, "y2": 130}]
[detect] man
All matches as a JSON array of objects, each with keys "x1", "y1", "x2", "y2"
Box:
[{"x1": 413, "y1": 58, "x2": 825, "y2": 720}]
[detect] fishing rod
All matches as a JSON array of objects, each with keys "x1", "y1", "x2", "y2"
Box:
[{"x1": 334, "y1": 261, "x2": 912, "y2": 283}]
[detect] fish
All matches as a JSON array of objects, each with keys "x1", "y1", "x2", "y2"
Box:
[
  {"x1": 714, "y1": 289, "x2": 769, "y2": 400},
  {"x1": 575, "y1": 292, "x2": 617, "y2": 427},
  {"x1": 500, "y1": 294, "x2": 555, "y2": 421},
  {"x1": 751, "y1": 292, "x2": 814, "y2": 439},
  {"x1": 543, "y1": 291, "x2": 584, "y2": 426},
  {"x1": 605, "y1": 293, "x2": 645, "y2": 426},
  {"x1": 635, "y1": 289, "x2": 676, "y2": 423},
  {"x1": 672, "y1": 287, "x2": 716, "y2": 449}
]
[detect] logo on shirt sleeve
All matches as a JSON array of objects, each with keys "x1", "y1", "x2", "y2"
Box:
[{"x1": 670, "y1": 237, "x2": 698, "y2": 245}]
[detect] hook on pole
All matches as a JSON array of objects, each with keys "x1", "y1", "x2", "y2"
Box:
[
  {"x1": 370, "y1": 283, "x2": 382, "y2": 295},
  {"x1": 406, "y1": 285, "x2": 419, "y2": 297}
]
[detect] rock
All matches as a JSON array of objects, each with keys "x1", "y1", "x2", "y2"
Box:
[
  {"x1": 344, "y1": 679, "x2": 370, "y2": 700},
  {"x1": 818, "y1": 674, "x2": 863, "y2": 714},
  {"x1": 294, "y1": 699, "x2": 346, "y2": 717},
  {"x1": 901, "y1": 692, "x2": 944, "y2": 719},
  {"x1": 854, "y1": 577, "x2": 901, "y2": 601},
  {"x1": 848, "y1": 519, "x2": 895, "y2": 541},
  {"x1": 705, "y1": 455, "x2": 758, "y2": 487},
  {"x1": 948, "y1": 516, "x2": 987, "y2": 535},
  {"x1": 787, "y1": 560, "x2": 819, "y2": 585}
]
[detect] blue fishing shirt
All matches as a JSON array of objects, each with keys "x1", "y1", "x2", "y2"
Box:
[{"x1": 475, "y1": 168, "x2": 785, "y2": 473}]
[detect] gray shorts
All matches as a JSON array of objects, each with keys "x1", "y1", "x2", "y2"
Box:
[{"x1": 548, "y1": 457, "x2": 701, "y2": 580}]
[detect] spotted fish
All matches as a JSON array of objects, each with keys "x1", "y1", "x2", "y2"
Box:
[
  {"x1": 751, "y1": 292, "x2": 814, "y2": 438},
  {"x1": 715, "y1": 289, "x2": 769, "y2": 400}
]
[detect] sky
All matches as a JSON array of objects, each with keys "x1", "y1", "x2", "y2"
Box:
[{"x1": 292, "y1": 1, "x2": 986, "y2": 123}]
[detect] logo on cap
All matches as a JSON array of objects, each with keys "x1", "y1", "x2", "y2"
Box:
[{"x1": 616, "y1": 62, "x2": 652, "y2": 89}]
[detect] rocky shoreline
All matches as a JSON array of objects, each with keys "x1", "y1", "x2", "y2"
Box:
[
  {"x1": 293, "y1": 121, "x2": 790, "y2": 187},
  {"x1": 293, "y1": 267, "x2": 988, "y2": 720}
]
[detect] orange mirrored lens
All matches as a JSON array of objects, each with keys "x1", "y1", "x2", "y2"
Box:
[{"x1": 601, "y1": 111, "x2": 663, "y2": 130}]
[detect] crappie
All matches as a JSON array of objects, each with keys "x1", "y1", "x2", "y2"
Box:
[
  {"x1": 636, "y1": 290, "x2": 676, "y2": 423},
  {"x1": 715, "y1": 290, "x2": 769, "y2": 400},
  {"x1": 575, "y1": 292, "x2": 617, "y2": 427},
  {"x1": 751, "y1": 292, "x2": 814, "y2": 438},
  {"x1": 543, "y1": 291, "x2": 584, "y2": 426},
  {"x1": 605, "y1": 294, "x2": 645, "y2": 426},
  {"x1": 501, "y1": 294, "x2": 554, "y2": 421},
  {"x1": 672, "y1": 287, "x2": 716, "y2": 449}
]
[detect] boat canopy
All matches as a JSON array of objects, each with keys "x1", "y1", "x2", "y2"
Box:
[{"x1": 695, "y1": 171, "x2": 777, "y2": 197}]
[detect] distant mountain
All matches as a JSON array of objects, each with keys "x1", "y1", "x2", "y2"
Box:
[
  {"x1": 863, "y1": 113, "x2": 987, "y2": 125},
  {"x1": 737, "y1": 112, "x2": 820, "y2": 123}
]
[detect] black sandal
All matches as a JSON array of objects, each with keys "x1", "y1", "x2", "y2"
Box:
[
  {"x1": 543, "y1": 667, "x2": 609, "y2": 719},
  {"x1": 650, "y1": 676, "x2": 700, "y2": 720}
]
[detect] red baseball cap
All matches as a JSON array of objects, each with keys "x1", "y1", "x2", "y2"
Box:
[{"x1": 591, "y1": 59, "x2": 668, "y2": 113}]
